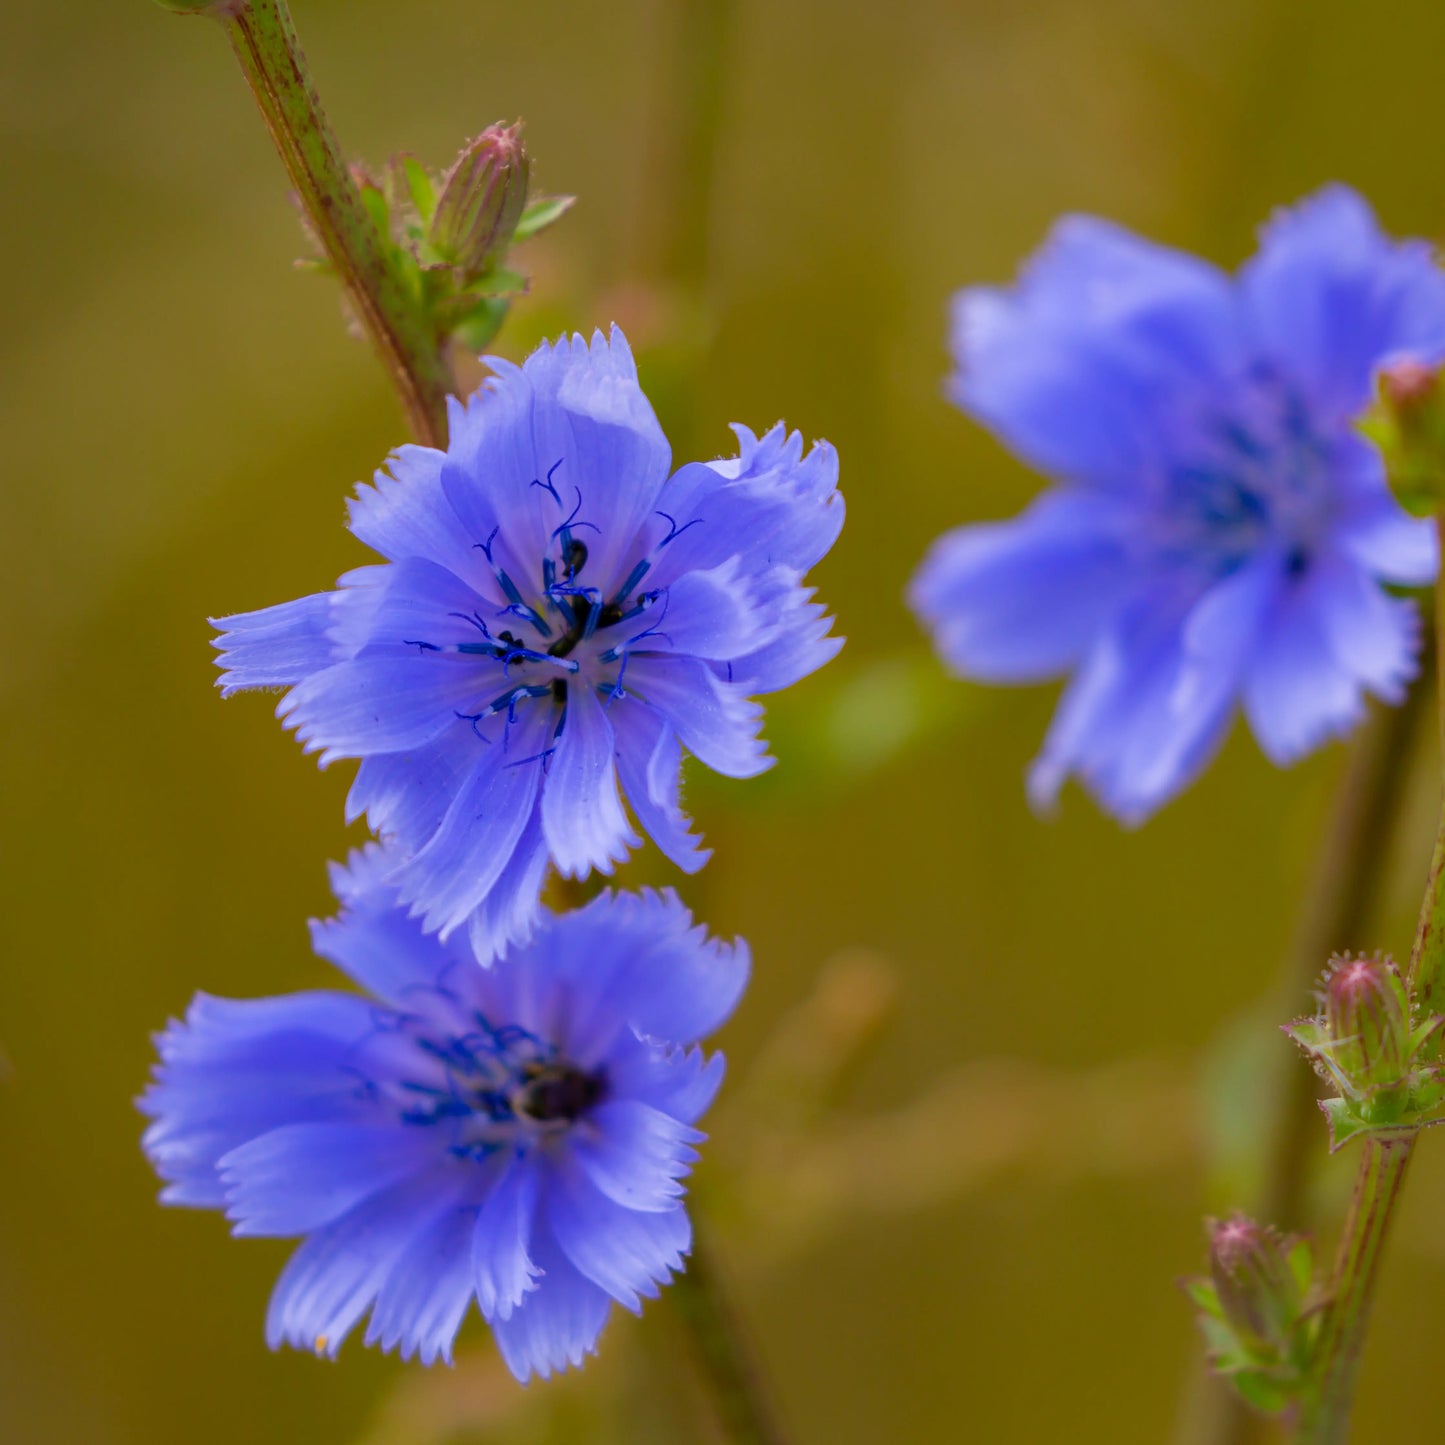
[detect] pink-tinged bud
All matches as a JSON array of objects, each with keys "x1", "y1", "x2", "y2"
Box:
[
  {"x1": 1361, "y1": 357, "x2": 1445, "y2": 516},
  {"x1": 428, "y1": 125, "x2": 530, "y2": 282},
  {"x1": 1322, "y1": 953, "x2": 1410, "y2": 1091},
  {"x1": 1380, "y1": 357, "x2": 1439, "y2": 415},
  {"x1": 1207, "y1": 1214, "x2": 1306, "y2": 1353}
]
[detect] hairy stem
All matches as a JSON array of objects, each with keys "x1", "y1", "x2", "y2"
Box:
[
  {"x1": 1179, "y1": 665, "x2": 1431, "y2": 1445},
  {"x1": 1262, "y1": 675, "x2": 1431, "y2": 1232},
  {"x1": 204, "y1": 0, "x2": 453, "y2": 444},
  {"x1": 671, "y1": 1224, "x2": 789, "y2": 1445},
  {"x1": 1293, "y1": 521, "x2": 1445, "y2": 1442},
  {"x1": 1295, "y1": 1137, "x2": 1415, "y2": 1444}
]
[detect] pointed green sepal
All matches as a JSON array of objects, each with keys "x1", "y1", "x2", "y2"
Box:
[{"x1": 514, "y1": 194, "x2": 576, "y2": 242}]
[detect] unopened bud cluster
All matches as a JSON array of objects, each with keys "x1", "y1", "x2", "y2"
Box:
[
  {"x1": 307, "y1": 123, "x2": 573, "y2": 352},
  {"x1": 1184, "y1": 1215, "x2": 1316, "y2": 1415},
  {"x1": 1359, "y1": 357, "x2": 1445, "y2": 516},
  {"x1": 1284, "y1": 952, "x2": 1445, "y2": 1150}
]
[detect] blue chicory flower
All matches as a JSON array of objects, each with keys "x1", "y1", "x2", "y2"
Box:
[
  {"x1": 214, "y1": 326, "x2": 842, "y2": 957},
  {"x1": 909, "y1": 186, "x2": 1445, "y2": 822},
  {"x1": 139, "y1": 848, "x2": 747, "y2": 1379}
]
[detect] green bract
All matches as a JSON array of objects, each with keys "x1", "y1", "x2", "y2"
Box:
[
  {"x1": 1359, "y1": 358, "x2": 1445, "y2": 518},
  {"x1": 1284, "y1": 954, "x2": 1445, "y2": 1150}
]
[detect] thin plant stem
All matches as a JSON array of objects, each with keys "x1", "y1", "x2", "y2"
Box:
[
  {"x1": 202, "y1": 0, "x2": 454, "y2": 445},
  {"x1": 1294, "y1": 1137, "x2": 1416, "y2": 1444},
  {"x1": 1294, "y1": 517, "x2": 1445, "y2": 1442},
  {"x1": 1262, "y1": 670, "x2": 1432, "y2": 1232},
  {"x1": 670, "y1": 1222, "x2": 790, "y2": 1445},
  {"x1": 1179, "y1": 653, "x2": 1432, "y2": 1445}
]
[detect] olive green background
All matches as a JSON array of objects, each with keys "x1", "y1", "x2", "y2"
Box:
[{"x1": 7, "y1": 2, "x2": 1445, "y2": 1441}]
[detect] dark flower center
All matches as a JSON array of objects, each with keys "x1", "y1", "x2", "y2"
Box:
[
  {"x1": 395, "y1": 1011, "x2": 607, "y2": 1157},
  {"x1": 514, "y1": 1060, "x2": 608, "y2": 1123},
  {"x1": 1165, "y1": 376, "x2": 1334, "y2": 571},
  {"x1": 406, "y1": 462, "x2": 703, "y2": 756}
]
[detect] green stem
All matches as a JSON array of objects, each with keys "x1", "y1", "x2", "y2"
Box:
[
  {"x1": 1262, "y1": 677, "x2": 1431, "y2": 1232},
  {"x1": 1295, "y1": 1137, "x2": 1416, "y2": 1444},
  {"x1": 1294, "y1": 519, "x2": 1445, "y2": 1443},
  {"x1": 199, "y1": 0, "x2": 454, "y2": 445},
  {"x1": 1178, "y1": 665, "x2": 1432, "y2": 1445},
  {"x1": 670, "y1": 1224, "x2": 789, "y2": 1445}
]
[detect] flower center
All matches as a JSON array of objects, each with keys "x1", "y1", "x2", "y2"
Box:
[
  {"x1": 395, "y1": 1012, "x2": 608, "y2": 1159},
  {"x1": 1163, "y1": 377, "x2": 1334, "y2": 574},
  {"x1": 408, "y1": 467, "x2": 701, "y2": 754}
]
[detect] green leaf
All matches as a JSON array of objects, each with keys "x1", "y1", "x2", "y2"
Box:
[
  {"x1": 357, "y1": 181, "x2": 391, "y2": 239},
  {"x1": 514, "y1": 194, "x2": 575, "y2": 242},
  {"x1": 1286, "y1": 1239, "x2": 1314, "y2": 1297},
  {"x1": 1231, "y1": 1370, "x2": 1294, "y2": 1415},
  {"x1": 452, "y1": 297, "x2": 512, "y2": 351},
  {"x1": 1182, "y1": 1278, "x2": 1223, "y2": 1318},
  {"x1": 474, "y1": 266, "x2": 530, "y2": 298},
  {"x1": 399, "y1": 156, "x2": 437, "y2": 224}
]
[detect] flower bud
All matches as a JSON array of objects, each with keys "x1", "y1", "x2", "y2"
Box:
[
  {"x1": 428, "y1": 125, "x2": 530, "y2": 282},
  {"x1": 1360, "y1": 356, "x2": 1445, "y2": 516},
  {"x1": 1322, "y1": 953, "x2": 1410, "y2": 1091},
  {"x1": 1207, "y1": 1214, "x2": 1306, "y2": 1353}
]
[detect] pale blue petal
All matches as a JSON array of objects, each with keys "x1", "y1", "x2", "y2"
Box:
[
  {"x1": 607, "y1": 1045, "x2": 727, "y2": 1127},
  {"x1": 277, "y1": 656, "x2": 482, "y2": 768},
  {"x1": 541, "y1": 685, "x2": 638, "y2": 878},
  {"x1": 624, "y1": 656, "x2": 771, "y2": 778},
  {"x1": 611, "y1": 698, "x2": 710, "y2": 874},
  {"x1": 726, "y1": 568, "x2": 842, "y2": 694},
  {"x1": 212, "y1": 595, "x2": 336, "y2": 697},
  {"x1": 639, "y1": 557, "x2": 774, "y2": 660},
  {"x1": 364, "y1": 1188, "x2": 478, "y2": 1364},
  {"x1": 1244, "y1": 186, "x2": 1445, "y2": 421},
  {"x1": 545, "y1": 1156, "x2": 690, "y2": 1312},
  {"x1": 490, "y1": 1224, "x2": 613, "y2": 1381},
  {"x1": 220, "y1": 1122, "x2": 436, "y2": 1237},
  {"x1": 1243, "y1": 568, "x2": 1368, "y2": 764},
  {"x1": 952, "y1": 216, "x2": 1241, "y2": 486},
  {"x1": 264, "y1": 1169, "x2": 461, "y2": 1358},
  {"x1": 1029, "y1": 560, "x2": 1278, "y2": 824},
  {"x1": 465, "y1": 811, "x2": 551, "y2": 964},
  {"x1": 646, "y1": 430, "x2": 843, "y2": 586},
  {"x1": 386, "y1": 709, "x2": 550, "y2": 938},
  {"x1": 347, "y1": 444, "x2": 490, "y2": 590},
  {"x1": 472, "y1": 1153, "x2": 541, "y2": 1322},
  {"x1": 309, "y1": 845, "x2": 461, "y2": 1006},
  {"x1": 571, "y1": 1100, "x2": 703, "y2": 1212},
  {"x1": 909, "y1": 490, "x2": 1132, "y2": 682},
  {"x1": 1311, "y1": 552, "x2": 1422, "y2": 702}
]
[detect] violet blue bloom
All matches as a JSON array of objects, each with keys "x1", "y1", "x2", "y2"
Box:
[
  {"x1": 909, "y1": 187, "x2": 1445, "y2": 822},
  {"x1": 214, "y1": 327, "x2": 841, "y2": 957},
  {"x1": 139, "y1": 848, "x2": 746, "y2": 1379}
]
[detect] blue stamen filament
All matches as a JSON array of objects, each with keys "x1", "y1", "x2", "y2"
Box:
[
  {"x1": 403, "y1": 472, "x2": 707, "y2": 748},
  {"x1": 395, "y1": 1010, "x2": 606, "y2": 1152}
]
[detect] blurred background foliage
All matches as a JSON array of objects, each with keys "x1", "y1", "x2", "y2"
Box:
[{"x1": 6, "y1": 0, "x2": 1445, "y2": 1440}]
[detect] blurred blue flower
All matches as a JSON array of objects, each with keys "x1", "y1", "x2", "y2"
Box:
[
  {"x1": 139, "y1": 849, "x2": 747, "y2": 1379},
  {"x1": 214, "y1": 326, "x2": 842, "y2": 957},
  {"x1": 910, "y1": 187, "x2": 1445, "y2": 822}
]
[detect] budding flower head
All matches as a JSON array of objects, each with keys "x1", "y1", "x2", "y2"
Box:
[
  {"x1": 1207, "y1": 1214, "x2": 1307, "y2": 1353},
  {"x1": 1322, "y1": 952, "x2": 1411, "y2": 1089},
  {"x1": 428, "y1": 124, "x2": 530, "y2": 282},
  {"x1": 1360, "y1": 356, "x2": 1445, "y2": 516}
]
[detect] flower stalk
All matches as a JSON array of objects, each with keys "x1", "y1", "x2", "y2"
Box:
[
  {"x1": 1294, "y1": 1137, "x2": 1415, "y2": 1443},
  {"x1": 671, "y1": 1224, "x2": 789, "y2": 1445},
  {"x1": 1290, "y1": 513, "x2": 1445, "y2": 1441},
  {"x1": 193, "y1": 0, "x2": 456, "y2": 444}
]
